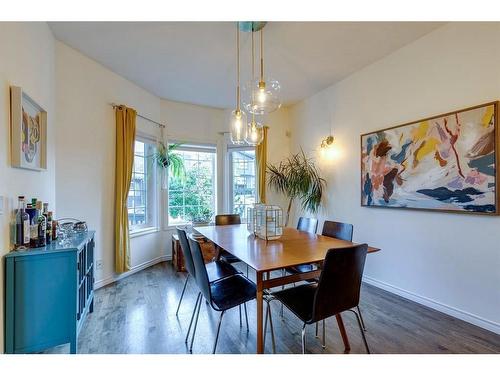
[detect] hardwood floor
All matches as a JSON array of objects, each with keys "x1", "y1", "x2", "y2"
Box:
[{"x1": 46, "y1": 262, "x2": 500, "y2": 354}]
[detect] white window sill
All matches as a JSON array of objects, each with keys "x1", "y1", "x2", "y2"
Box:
[{"x1": 129, "y1": 227, "x2": 159, "y2": 238}]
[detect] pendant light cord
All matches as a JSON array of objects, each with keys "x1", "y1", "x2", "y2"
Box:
[
  {"x1": 236, "y1": 22, "x2": 240, "y2": 111},
  {"x1": 251, "y1": 28, "x2": 255, "y2": 80},
  {"x1": 251, "y1": 27, "x2": 256, "y2": 121},
  {"x1": 260, "y1": 29, "x2": 264, "y2": 82}
]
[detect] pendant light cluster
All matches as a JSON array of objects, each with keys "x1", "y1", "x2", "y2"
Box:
[{"x1": 229, "y1": 22, "x2": 281, "y2": 146}]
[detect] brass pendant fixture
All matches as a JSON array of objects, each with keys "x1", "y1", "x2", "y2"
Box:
[
  {"x1": 241, "y1": 22, "x2": 281, "y2": 115},
  {"x1": 229, "y1": 23, "x2": 247, "y2": 145},
  {"x1": 229, "y1": 22, "x2": 279, "y2": 146}
]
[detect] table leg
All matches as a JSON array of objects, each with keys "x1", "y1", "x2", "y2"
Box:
[
  {"x1": 335, "y1": 313, "x2": 351, "y2": 353},
  {"x1": 256, "y1": 271, "x2": 264, "y2": 354}
]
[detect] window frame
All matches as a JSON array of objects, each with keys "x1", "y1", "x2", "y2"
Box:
[
  {"x1": 128, "y1": 134, "x2": 159, "y2": 235},
  {"x1": 227, "y1": 145, "x2": 257, "y2": 222},
  {"x1": 166, "y1": 141, "x2": 217, "y2": 227}
]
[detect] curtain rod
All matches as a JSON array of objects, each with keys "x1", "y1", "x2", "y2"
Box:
[{"x1": 110, "y1": 103, "x2": 166, "y2": 129}]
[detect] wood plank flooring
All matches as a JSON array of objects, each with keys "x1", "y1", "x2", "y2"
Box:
[{"x1": 45, "y1": 262, "x2": 500, "y2": 354}]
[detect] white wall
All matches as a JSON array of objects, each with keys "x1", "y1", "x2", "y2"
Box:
[
  {"x1": 0, "y1": 22, "x2": 56, "y2": 353},
  {"x1": 288, "y1": 22, "x2": 500, "y2": 333},
  {"x1": 55, "y1": 42, "x2": 165, "y2": 287}
]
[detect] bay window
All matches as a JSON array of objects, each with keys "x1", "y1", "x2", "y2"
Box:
[
  {"x1": 167, "y1": 143, "x2": 217, "y2": 225},
  {"x1": 228, "y1": 147, "x2": 256, "y2": 222},
  {"x1": 128, "y1": 137, "x2": 158, "y2": 233}
]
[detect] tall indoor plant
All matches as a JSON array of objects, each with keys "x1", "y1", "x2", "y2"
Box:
[{"x1": 267, "y1": 149, "x2": 326, "y2": 226}]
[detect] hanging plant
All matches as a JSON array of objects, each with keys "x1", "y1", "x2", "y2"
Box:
[{"x1": 153, "y1": 142, "x2": 185, "y2": 180}]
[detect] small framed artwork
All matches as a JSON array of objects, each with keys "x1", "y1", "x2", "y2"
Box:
[
  {"x1": 361, "y1": 101, "x2": 499, "y2": 215},
  {"x1": 10, "y1": 86, "x2": 47, "y2": 171}
]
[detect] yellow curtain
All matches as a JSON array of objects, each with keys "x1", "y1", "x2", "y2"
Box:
[
  {"x1": 256, "y1": 126, "x2": 268, "y2": 203},
  {"x1": 114, "y1": 105, "x2": 136, "y2": 273}
]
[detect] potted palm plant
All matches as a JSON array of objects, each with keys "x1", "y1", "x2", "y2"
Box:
[{"x1": 267, "y1": 149, "x2": 326, "y2": 226}]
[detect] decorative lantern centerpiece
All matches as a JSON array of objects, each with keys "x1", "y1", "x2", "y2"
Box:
[{"x1": 247, "y1": 204, "x2": 284, "y2": 240}]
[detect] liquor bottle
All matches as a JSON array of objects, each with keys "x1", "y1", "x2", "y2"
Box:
[
  {"x1": 15, "y1": 196, "x2": 30, "y2": 250},
  {"x1": 52, "y1": 219, "x2": 58, "y2": 240},
  {"x1": 28, "y1": 199, "x2": 39, "y2": 248},
  {"x1": 43, "y1": 203, "x2": 51, "y2": 244},
  {"x1": 46, "y1": 211, "x2": 53, "y2": 244},
  {"x1": 36, "y1": 201, "x2": 46, "y2": 247}
]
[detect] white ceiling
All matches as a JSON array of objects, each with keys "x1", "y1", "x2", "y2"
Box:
[{"x1": 49, "y1": 22, "x2": 445, "y2": 109}]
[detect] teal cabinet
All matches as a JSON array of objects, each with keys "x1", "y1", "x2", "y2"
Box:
[{"x1": 4, "y1": 231, "x2": 95, "y2": 354}]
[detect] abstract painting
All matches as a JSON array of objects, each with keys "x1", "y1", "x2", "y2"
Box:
[
  {"x1": 10, "y1": 86, "x2": 47, "y2": 171},
  {"x1": 361, "y1": 102, "x2": 498, "y2": 214}
]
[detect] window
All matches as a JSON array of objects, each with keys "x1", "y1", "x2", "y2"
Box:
[
  {"x1": 168, "y1": 144, "x2": 216, "y2": 225},
  {"x1": 128, "y1": 138, "x2": 158, "y2": 232},
  {"x1": 229, "y1": 148, "x2": 256, "y2": 222}
]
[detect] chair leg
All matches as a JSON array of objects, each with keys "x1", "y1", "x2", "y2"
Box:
[
  {"x1": 322, "y1": 319, "x2": 326, "y2": 349},
  {"x1": 263, "y1": 299, "x2": 276, "y2": 354},
  {"x1": 315, "y1": 322, "x2": 319, "y2": 337},
  {"x1": 244, "y1": 303, "x2": 249, "y2": 332},
  {"x1": 350, "y1": 309, "x2": 371, "y2": 354},
  {"x1": 185, "y1": 292, "x2": 201, "y2": 343},
  {"x1": 212, "y1": 311, "x2": 225, "y2": 354},
  {"x1": 189, "y1": 294, "x2": 203, "y2": 352},
  {"x1": 239, "y1": 305, "x2": 242, "y2": 327},
  {"x1": 301, "y1": 323, "x2": 307, "y2": 354},
  {"x1": 280, "y1": 269, "x2": 285, "y2": 318},
  {"x1": 176, "y1": 274, "x2": 190, "y2": 316},
  {"x1": 357, "y1": 305, "x2": 367, "y2": 331}
]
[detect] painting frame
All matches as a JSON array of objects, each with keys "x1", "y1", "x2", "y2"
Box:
[
  {"x1": 360, "y1": 101, "x2": 499, "y2": 216},
  {"x1": 10, "y1": 86, "x2": 47, "y2": 171}
]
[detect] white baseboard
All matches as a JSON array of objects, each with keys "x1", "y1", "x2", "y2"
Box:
[
  {"x1": 94, "y1": 255, "x2": 171, "y2": 289},
  {"x1": 363, "y1": 276, "x2": 500, "y2": 335}
]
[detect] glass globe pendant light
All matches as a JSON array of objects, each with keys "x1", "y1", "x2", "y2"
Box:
[
  {"x1": 244, "y1": 26, "x2": 264, "y2": 146},
  {"x1": 242, "y1": 25, "x2": 281, "y2": 115},
  {"x1": 245, "y1": 114, "x2": 264, "y2": 146},
  {"x1": 229, "y1": 23, "x2": 247, "y2": 145}
]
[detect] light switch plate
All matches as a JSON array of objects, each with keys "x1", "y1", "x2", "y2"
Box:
[{"x1": 0, "y1": 196, "x2": 4, "y2": 215}]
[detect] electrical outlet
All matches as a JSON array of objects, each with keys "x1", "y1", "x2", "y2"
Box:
[
  {"x1": 0, "y1": 196, "x2": 4, "y2": 215},
  {"x1": 96, "y1": 260, "x2": 103, "y2": 270}
]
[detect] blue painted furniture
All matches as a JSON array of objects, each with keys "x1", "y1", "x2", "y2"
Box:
[{"x1": 4, "y1": 231, "x2": 95, "y2": 354}]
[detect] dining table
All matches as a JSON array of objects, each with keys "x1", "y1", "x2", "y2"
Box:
[{"x1": 194, "y1": 224, "x2": 381, "y2": 354}]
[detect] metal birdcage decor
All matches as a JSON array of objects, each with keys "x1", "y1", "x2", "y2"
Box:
[{"x1": 247, "y1": 204, "x2": 284, "y2": 241}]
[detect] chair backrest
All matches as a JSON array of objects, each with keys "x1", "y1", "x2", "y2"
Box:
[
  {"x1": 297, "y1": 217, "x2": 318, "y2": 234},
  {"x1": 311, "y1": 244, "x2": 368, "y2": 323},
  {"x1": 176, "y1": 227, "x2": 196, "y2": 278},
  {"x1": 215, "y1": 214, "x2": 241, "y2": 226},
  {"x1": 321, "y1": 221, "x2": 353, "y2": 242},
  {"x1": 188, "y1": 234, "x2": 212, "y2": 304}
]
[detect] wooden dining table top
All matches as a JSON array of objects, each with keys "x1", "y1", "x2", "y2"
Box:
[{"x1": 194, "y1": 224, "x2": 380, "y2": 272}]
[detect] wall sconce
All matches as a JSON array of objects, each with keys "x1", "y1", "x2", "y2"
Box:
[
  {"x1": 320, "y1": 135, "x2": 337, "y2": 160},
  {"x1": 320, "y1": 135, "x2": 334, "y2": 148}
]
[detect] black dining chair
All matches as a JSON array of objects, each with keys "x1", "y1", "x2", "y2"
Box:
[
  {"x1": 188, "y1": 234, "x2": 257, "y2": 354},
  {"x1": 214, "y1": 214, "x2": 250, "y2": 325},
  {"x1": 322, "y1": 220, "x2": 353, "y2": 242},
  {"x1": 278, "y1": 217, "x2": 319, "y2": 317},
  {"x1": 321, "y1": 220, "x2": 366, "y2": 332},
  {"x1": 214, "y1": 214, "x2": 243, "y2": 263},
  {"x1": 175, "y1": 227, "x2": 241, "y2": 329},
  {"x1": 265, "y1": 244, "x2": 370, "y2": 354},
  {"x1": 284, "y1": 217, "x2": 319, "y2": 274}
]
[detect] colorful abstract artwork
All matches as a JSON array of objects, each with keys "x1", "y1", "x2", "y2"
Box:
[
  {"x1": 10, "y1": 86, "x2": 47, "y2": 171},
  {"x1": 361, "y1": 102, "x2": 498, "y2": 214}
]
